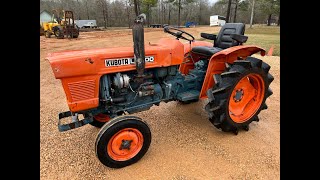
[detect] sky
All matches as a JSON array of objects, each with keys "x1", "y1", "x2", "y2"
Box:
[{"x1": 208, "y1": 0, "x2": 219, "y2": 5}]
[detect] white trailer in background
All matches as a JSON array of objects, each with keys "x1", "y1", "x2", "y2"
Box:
[
  {"x1": 75, "y1": 20, "x2": 97, "y2": 28},
  {"x1": 210, "y1": 15, "x2": 226, "y2": 26}
]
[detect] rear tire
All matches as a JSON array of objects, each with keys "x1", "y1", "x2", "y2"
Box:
[
  {"x1": 95, "y1": 116, "x2": 151, "y2": 168},
  {"x1": 205, "y1": 57, "x2": 274, "y2": 134},
  {"x1": 72, "y1": 28, "x2": 79, "y2": 38}
]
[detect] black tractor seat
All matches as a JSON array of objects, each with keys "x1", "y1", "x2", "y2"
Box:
[
  {"x1": 192, "y1": 23, "x2": 246, "y2": 57},
  {"x1": 191, "y1": 47, "x2": 223, "y2": 57}
]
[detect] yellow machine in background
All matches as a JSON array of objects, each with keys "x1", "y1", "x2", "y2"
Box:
[
  {"x1": 40, "y1": 24, "x2": 44, "y2": 36},
  {"x1": 42, "y1": 10, "x2": 79, "y2": 39}
]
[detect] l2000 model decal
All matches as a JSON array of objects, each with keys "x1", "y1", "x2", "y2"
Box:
[{"x1": 105, "y1": 56, "x2": 154, "y2": 67}]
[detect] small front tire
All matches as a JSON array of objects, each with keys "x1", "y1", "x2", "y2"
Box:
[
  {"x1": 95, "y1": 116, "x2": 151, "y2": 168},
  {"x1": 45, "y1": 31, "x2": 51, "y2": 38},
  {"x1": 54, "y1": 27, "x2": 64, "y2": 39}
]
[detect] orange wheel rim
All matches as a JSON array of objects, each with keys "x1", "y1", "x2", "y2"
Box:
[
  {"x1": 94, "y1": 113, "x2": 110, "y2": 122},
  {"x1": 107, "y1": 128, "x2": 144, "y2": 161},
  {"x1": 228, "y1": 73, "x2": 265, "y2": 123}
]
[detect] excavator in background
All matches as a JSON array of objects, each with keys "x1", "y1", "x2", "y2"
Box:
[{"x1": 42, "y1": 10, "x2": 79, "y2": 39}]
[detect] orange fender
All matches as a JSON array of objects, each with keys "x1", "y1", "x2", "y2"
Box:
[{"x1": 199, "y1": 45, "x2": 266, "y2": 99}]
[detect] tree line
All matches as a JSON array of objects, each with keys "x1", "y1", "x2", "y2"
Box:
[{"x1": 40, "y1": 0, "x2": 280, "y2": 28}]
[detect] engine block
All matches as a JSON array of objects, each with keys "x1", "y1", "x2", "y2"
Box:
[{"x1": 97, "y1": 60, "x2": 209, "y2": 117}]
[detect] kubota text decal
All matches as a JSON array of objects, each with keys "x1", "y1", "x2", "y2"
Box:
[{"x1": 105, "y1": 56, "x2": 154, "y2": 67}]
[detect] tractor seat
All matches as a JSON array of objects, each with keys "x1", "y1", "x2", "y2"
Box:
[
  {"x1": 192, "y1": 23, "x2": 245, "y2": 57},
  {"x1": 191, "y1": 47, "x2": 223, "y2": 57}
]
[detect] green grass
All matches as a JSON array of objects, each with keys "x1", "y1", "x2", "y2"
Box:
[
  {"x1": 245, "y1": 25, "x2": 280, "y2": 56},
  {"x1": 245, "y1": 25, "x2": 280, "y2": 35}
]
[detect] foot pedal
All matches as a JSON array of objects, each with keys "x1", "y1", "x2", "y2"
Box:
[
  {"x1": 58, "y1": 111, "x2": 93, "y2": 132},
  {"x1": 177, "y1": 90, "x2": 200, "y2": 102}
]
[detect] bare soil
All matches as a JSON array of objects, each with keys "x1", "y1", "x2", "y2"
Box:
[{"x1": 40, "y1": 27, "x2": 280, "y2": 179}]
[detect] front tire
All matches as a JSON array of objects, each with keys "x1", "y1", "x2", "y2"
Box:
[
  {"x1": 72, "y1": 34, "x2": 79, "y2": 38},
  {"x1": 45, "y1": 31, "x2": 51, "y2": 38},
  {"x1": 54, "y1": 27, "x2": 64, "y2": 39},
  {"x1": 95, "y1": 116, "x2": 151, "y2": 168},
  {"x1": 205, "y1": 57, "x2": 274, "y2": 134}
]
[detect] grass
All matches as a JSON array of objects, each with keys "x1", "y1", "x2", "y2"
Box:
[{"x1": 245, "y1": 25, "x2": 280, "y2": 56}]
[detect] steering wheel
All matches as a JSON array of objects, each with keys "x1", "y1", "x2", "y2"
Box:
[{"x1": 164, "y1": 26, "x2": 195, "y2": 42}]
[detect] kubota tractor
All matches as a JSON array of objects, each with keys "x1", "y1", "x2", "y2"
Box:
[{"x1": 46, "y1": 14, "x2": 273, "y2": 168}]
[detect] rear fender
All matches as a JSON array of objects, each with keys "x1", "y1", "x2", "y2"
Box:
[{"x1": 199, "y1": 45, "x2": 265, "y2": 98}]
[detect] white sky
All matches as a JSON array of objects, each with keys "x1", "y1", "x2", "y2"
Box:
[{"x1": 208, "y1": 0, "x2": 219, "y2": 5}]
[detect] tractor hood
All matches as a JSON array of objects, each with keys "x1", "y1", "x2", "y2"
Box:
[{"x1": 46, "y1": 38, "x2": 185, "y2": 79}]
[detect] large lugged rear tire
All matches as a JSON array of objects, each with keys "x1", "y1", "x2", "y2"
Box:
[{"x1": 205, "y1": 57, "x2": 274, "y2": 135}]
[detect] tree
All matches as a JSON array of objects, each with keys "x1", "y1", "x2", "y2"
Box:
[
  {"x1": 177, "y1": 0, "x2": 181, "y2": 25},
  {"x1": 211, "y1": 0, "x2": 228, "y2": 19},
  {"x1": 198, "y1": 0, "x2": 202, "y2": 25},
  {"x1": 249, "y1": 0, "x2": 255, "y2": 28},
  {"x1": 233, "y1": 0, "x2": 239, "y2": 22},
  {"x1": 260, "y1": 0, "x2": 280, "y2": 26},
  {"x1": 85, "y1": 0, "x2": 90, "y2": 19},
  {"x1": 133, "y1": 0, "x2": 140, "y2": 16},
  {"x1": 167, "y1": 2, "x2": 172, "y2": 24},
  {"x1": 161, "y1": 0, "x2": 166, "y2": 24},
  {"x1": 226, "y1": 0, "x2": 232, "y2": 22},
  {"x1": 165, "y1": 0, "x2": 194, "y2": 26},
  {"x1": 125, "y1": 0, "x2": 133, "y2": 28},
  {"x1": 163, "y1": 0, "x2": 174, "y2": 24},
  {"x1": 96, "y1": 0, "x2": 109, "y2": 28},
  {"x1": 40, "y1": 0, "x2": 279, "y2": 27},
  {"x1": 141, "y1": 0, "x2": 157, "y2": 26}
]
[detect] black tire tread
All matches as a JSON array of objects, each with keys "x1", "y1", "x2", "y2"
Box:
[
  {"x1": 95, "y1": 115, "x2": 151, "y2": 168},
  {"x1": 89, "y1": 118, "x2": 106, "y2": 128},
  {"x1": 54, "y1": 26, "x2": 64, "y2": 39},
  {"x1": 205, "y1": 57, "x2": 273, "y2": 134}
]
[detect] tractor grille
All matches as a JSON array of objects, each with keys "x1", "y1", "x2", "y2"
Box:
[{"x1": 68, "y1": 80, "x2": 95, "y2": 101}]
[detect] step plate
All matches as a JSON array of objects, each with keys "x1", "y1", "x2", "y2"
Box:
[{"x1": 177, "y1": 90, "x2": 200, "y2": 102}]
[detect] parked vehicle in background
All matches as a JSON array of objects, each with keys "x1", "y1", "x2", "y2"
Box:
[
  {"x1": 185, "y1": 21, "x2": 197, "y2": 28},
  {"x1": 149, "y1": 24, "x2": 169, "y2": 28},
  {"x1": 42, "y1": 10, "x2": 79, "y2": 39},
  {"x1": 210, "y1": 15, "x2": 226, "y2": 26},
  {"x1": 75, "y1": 20, "x2": 97, "y2": 28}
]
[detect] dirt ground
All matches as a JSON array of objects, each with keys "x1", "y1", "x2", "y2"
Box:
[{"x1": 40, "y1": 27, "x2": 280, "y2": 179}]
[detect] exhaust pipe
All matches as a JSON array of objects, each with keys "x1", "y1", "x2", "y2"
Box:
[{"x1": 132, "y1": 14, "x2": 146, "y2": 82}]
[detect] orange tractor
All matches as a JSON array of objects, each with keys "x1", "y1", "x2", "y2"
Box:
[{"x1": 47, "y1": 14, "x2": 273, "y2": 168}]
